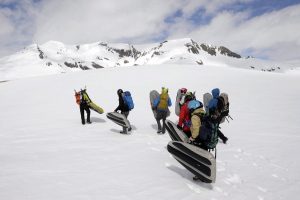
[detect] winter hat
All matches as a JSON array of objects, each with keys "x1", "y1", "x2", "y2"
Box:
[
  {"x1": 180, "y1": 88, "x2": 187, "y2": 94},
  {"x1": 185, "y1": 91, "x2": 195, "y2": 102},
  {"x1": 211, "y1": 88, "x2": 220, "y2": 98},
  {"x1": 117, "y1": 89, "x2": 123, "y2": 95}
]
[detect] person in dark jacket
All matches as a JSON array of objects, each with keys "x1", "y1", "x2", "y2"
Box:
[
  {"x1": 114, "y1": 89, "x2": 132, "y2": 133},
  {"x1": 75, "y1": 90, "x2": 91, "y2": 125}
]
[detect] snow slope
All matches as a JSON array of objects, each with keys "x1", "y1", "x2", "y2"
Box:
[{"x1": 0, "y1": 64, "x2": 300, "y2": 200}]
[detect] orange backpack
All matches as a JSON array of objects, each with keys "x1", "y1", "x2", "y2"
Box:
[{"x1": 75, "y1": 91, "x2": 81, "y2": 105}]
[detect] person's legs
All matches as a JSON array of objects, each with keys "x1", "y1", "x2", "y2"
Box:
[
  {"x1": 161, "y1": 111, "x2": 167, "y2": 134},
  {"x1": 218, "y1": 129, "x2": 228, "y2": 143},
  {"x1": 120, "y1": 126, "x2": 127, "y2": 134},
  {"x1": 121, "y1": 111, "x2": 130, "y2": 133},
  {"x1": 156, "y1": 118, "x2": 162, "y2": 133},
  {"x1": 156, "y1": 111, "x2": 163, "y2": 133},
  {"x1": 123, "y1": 111, "x2": 132, "y2": 131},
  {"x1": 162, "y1": 118, "x2": 166, "y2": 134},
  {"x1": 80, "y1": 104, "x2": 85, "y2": 125},
  {"x1": 183, "y1": 130, "x2": 191, "y2": 138},
  {"x1": 85, "y1": 106, "x2": 91, "y2": 123}
]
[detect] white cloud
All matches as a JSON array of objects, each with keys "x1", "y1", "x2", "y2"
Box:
[
  {"x1": 169, "y1": 4, "x2": 300, "y2": 62},
  {"x1": 0, "y1": 0, "x2": 38, "y2": 57},
  {"x1": 0, "y1": 11, "x2": 14, "y2": 36},
  {"x1": 33, "y1": 0, "x2": 183, "y2": 44},
  {"x1": 0, "y1": 0, "x2": 299, "y2": 65}
]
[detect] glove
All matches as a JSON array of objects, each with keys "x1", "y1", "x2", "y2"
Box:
[
  {"x1": 188, "y1": 137, "x2": 195, "y2": 144},
  {"x1": 177, "y1": 124, "x2": 182, "y2": 130}
]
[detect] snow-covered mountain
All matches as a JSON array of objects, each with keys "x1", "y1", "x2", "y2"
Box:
[{"x1": 0, "y1": 38, "x2": 291, "y2": 81}]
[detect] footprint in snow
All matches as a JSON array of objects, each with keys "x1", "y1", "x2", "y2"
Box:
[
  {"x1": 258, "y1": 195, "x2": 264, "y2": 200},
  {"x1": 225, "y1": 174, "x2": 242, "y2": 185},
  {"x1": 186, "y1": 183, "x2": 202, "y2": 193},
  {"x1": 257, "y1": 186, "x2": 268, "y2": 193},
  {"x1": 272, "y1": 174, "x2": 279, "y2": 178},
  {"x1": 150, "y1": 147, "x2": 160, "y2": 152},
  {"x1": 165, "y1": 162, "x2": 171, "y2": 167}
]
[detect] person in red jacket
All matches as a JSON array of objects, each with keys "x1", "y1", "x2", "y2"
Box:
[{"x1": 177, "y1": 92, "x2": 195, "y2": 137}]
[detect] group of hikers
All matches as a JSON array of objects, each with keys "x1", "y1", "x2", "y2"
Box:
[
  {"x1": 74, "y1": 86, "x2": 230, "y2": 151},
  {"x1": 177, "y1": 88, "x2": 228, "y2": 144}
]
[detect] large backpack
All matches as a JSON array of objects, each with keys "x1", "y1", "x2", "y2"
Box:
[
  {"x1": 157, "y1": 93, "x2": 169, "y2": 110},
  {"x1": 192, "y1": 113, "x2": 220, "y2": 150},
  {"x1": 123, "y1": 91, "x2": 134, "y2": 110},
  {"x1": 203, "y1": 93, "x2": 213, "y2": 113},
  {"x1": 75, "y1": 92, "x2": 81, "y2": 105},
  {"x1": 217, "y1": 93, "x2": 230, "y2": 123}
]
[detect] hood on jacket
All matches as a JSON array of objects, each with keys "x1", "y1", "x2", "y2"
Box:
[
  {"x1": 211, "y1": 88, "x2": 220, "y2": 98},
  {"x1": 117, "y1": 89, "x2": 123, "y2": 97}
]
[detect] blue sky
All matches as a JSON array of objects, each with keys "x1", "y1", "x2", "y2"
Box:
[{"x1": 0, "y1": 0, "x2": 299, "y2": 64}]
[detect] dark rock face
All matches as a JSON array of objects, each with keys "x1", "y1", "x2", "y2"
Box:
[
  {"x1": 101, "y1": 43, "x2": 142, "y2": 60},
  {"x1": 92, "y1": 62, "x2": 103, "y2": 69},
  {"x1": 200, "y1": 44, "x2": 216, "y2": 56},
  {"x1": 64, "y1": 62, "x2": 78, "y2": 68},
  {"x1": 79, "y1": 64, "x2": 89, "y2": 70},
  {"x1": 196, "y1": 60, "x2": 203, "y2": 65},
  {"x1": 218, "y1": 46, "x2": 241, "y2": 58},
  {"x1": 185, "y1": 39, "x2": 201, "y2": 54},
  {"x1": 37, "y1": 46, "x2": 45, "y2": 59},
  {"x1": 152, "y1": 51, "x2": 163, "y2": 57}
]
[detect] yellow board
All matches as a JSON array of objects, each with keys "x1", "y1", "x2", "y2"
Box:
[{"x1": 88, "y1": 102, "x2": 104, "y2": 114}]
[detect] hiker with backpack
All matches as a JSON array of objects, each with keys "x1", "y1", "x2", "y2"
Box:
[
  {"x1": 207, "y1": 88, "x2": 229, "y2": 144},
  {"x1": 114, "y1": 89, "x2": 133, "y2": 134},
  {"x1": 177, "y1": 91, "x2": 195, "y2": 137},
  {"x1": 153, "y1": 87, "x2": 172, "y2": 134},
  {"x1": 75, "y1": 89, "x2": 91, "y2": 125},
  {"x1": 186, "y1": 100, "x2": 207, "y2": 146}
]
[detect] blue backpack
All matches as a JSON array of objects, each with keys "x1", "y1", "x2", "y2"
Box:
[{"x1": 123, "y1": 91, "x2": 134, "y2": 110}]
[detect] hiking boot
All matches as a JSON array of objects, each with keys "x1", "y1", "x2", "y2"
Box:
[
  {"x1": 87, "y1": 121, "x2": 92, "y2": 124},
  {"x1": 223, "y1": 137, "x2": 228, "y2": 144},
  {"x1": 157, "y1": 130, "x2": 162, "y2": 134},
  {"x1": 193, "y1": 176, "x2": 205, "y2": 182},
  {"x1": 128, "y1": 127, "x2": 132, "y2": 132},
  {"x1": 120, "y1": 131, "x2": 127, "y2": 134}
]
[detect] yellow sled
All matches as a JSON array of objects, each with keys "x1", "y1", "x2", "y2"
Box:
[{"x1": 88, "y1": 102, "x2": 104, "y2": 114}]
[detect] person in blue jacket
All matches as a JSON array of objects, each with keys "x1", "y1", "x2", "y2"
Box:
[{"x1": 207, "y1": 88, "x2": 228, "y2": 144}]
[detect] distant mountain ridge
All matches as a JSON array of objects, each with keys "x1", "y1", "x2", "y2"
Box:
[{"x1": 0, "y1": 38, "x2": 288, "y2": 80}]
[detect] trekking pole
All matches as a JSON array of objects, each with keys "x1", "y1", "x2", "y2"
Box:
[
  {"x1": 226, "y1": 117, "x2": 230, "y2": 123},
  {"x1": 228, "y1": 114, "x2": 233, "y2": 120}
]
